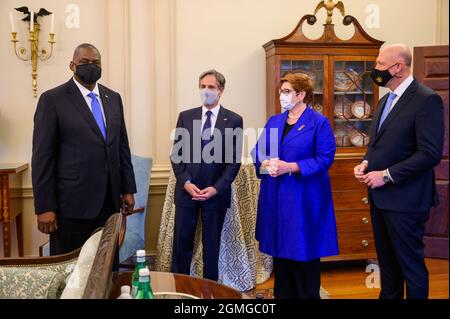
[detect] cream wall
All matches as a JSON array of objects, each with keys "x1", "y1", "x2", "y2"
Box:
[
  {"x1": 0, "y1": 0, "x2": 447, "y2": 256},
  {"x1": 176, "y1": 0, "x2": 445, "y2": 131}
]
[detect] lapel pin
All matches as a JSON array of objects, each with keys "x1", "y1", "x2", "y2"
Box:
[
  {"x1": 105, "y1": 94, "x2": 109, "y2": 99},
  {"x1": 298, "y1": 124, "x2": 305, "y2": 131},
  {"x1": 224, "y1": 118, "x2": 228, "y2": 121}
]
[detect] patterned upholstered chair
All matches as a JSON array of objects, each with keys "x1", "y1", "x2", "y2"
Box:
[{"x1": 0, "y1": 213, "x2": 121, "y2": 299}]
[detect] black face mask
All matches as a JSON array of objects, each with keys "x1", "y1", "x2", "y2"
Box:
[
  {"x1": 370, "y1": 63, "x2": 398, "y2": 87},
  {"x1": 74, "y1": 63, "x2": 102, "y2": 85}
]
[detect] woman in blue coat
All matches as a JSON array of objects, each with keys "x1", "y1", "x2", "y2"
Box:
[{"x1": 253, "y1": 73, "x2": 338, "y2": 299}]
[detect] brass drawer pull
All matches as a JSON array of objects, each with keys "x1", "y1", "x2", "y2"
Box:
[
  {"x1": 361, "y1": 240, "x2": 369, "y2": 247},
  {"x1": 361, "y1": 197, "x2": 369, "y2": 205},
  {"x1": 361, "y1": 217, "x2": 369, "y2": 224}
]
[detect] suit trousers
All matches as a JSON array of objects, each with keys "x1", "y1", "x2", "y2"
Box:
[
  {"x1": 370, "y1": 202, "x2": 430, "y2": 299},
  {"x1": 171, "y1": 204, "x2": 227, "y2": 281},
  {"x1": 273, "y1": 257, "x2": 321, "y2": 299},
  {"x1": 50, "y1": 178, "x2": 119, "y2": 270}
]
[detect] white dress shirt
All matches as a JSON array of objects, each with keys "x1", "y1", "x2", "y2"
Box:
[
  {"x1": 73, "y1": 77, "x2": 107, "y2": 126},
  {"x1": 201, "y1": 104, "x2": 221, "y2": 134},
  {"x1": 387, "y1": 74, "x2": 414, "y2": 111}
]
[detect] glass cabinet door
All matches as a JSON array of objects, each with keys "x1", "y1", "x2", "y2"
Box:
[
  {"x1": 333, "y1": 60, "x2": 376, "y2": 149},
  {"x1": 280, "y1": 59, "x2": 324, "y2": 114}
]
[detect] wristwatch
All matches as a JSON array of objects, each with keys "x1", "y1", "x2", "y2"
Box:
[{"x1": 382, "y1": 170, "x2": 391, "y2": 184}]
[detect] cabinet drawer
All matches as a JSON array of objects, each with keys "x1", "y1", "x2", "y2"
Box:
[
  {"x1": 329, "y1": 159, "x2": 367, "y2": 191},
  {"x1": 333, "y1": 190, "x2": 370, "y2": 211},
  {"x1": 337, "y1": 231, "x2": 376, "y2": 256},
  {"x1": 335, "y1": 210, "x2": 372, "y2": 233}
]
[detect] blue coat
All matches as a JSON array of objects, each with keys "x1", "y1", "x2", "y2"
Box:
[{"x1": 253, "y1": 107, "x2": 339, "y2": 261}]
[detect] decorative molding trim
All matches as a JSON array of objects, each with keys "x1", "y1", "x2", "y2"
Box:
[
  {"x1": 149, "y1": 184, "x2": 169, "y2": 196},
  {"x1": 10, "y1": 188, "x2": 34, "y2": 199},
  {"x1": 150, "y1": 162, "x2": 171, "y2": 186},
  {"x1": 10, "y1": 170, "x2": 170, "y2": 200}
]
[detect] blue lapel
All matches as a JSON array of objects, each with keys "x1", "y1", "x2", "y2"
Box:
[{"x1": 281, "y1": 107, "x2": 315, "y2": 146}]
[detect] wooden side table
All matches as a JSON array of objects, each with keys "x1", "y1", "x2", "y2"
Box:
[
  {"x1": 110, "y1": 271, "x2": 250, "y2": 299},
  {"x1": 0, "y1": 163, "x2": 28, "y2": 257}
]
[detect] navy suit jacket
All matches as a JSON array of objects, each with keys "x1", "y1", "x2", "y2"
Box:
[
  {"x1": 170, "y1": 106, "x2": 243, "y2": 210},
  {"x1": 364, "y1": 79, "x2": 444, "y2": 212},
  {"x1": 32, "y1": 79, "x2": 136, "y2": 219}
]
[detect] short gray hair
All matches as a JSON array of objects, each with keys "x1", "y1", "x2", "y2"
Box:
[
  {"x1": 199, "y1": 69, "x2": 226, "y2": 89},
  {"x1": 73, "y1": 43, "x2": 101, "y2": 60}
]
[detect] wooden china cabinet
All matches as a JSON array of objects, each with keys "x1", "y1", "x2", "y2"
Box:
[{"x1": 263, "y1": 7, "x2": 384, "y2": 260}]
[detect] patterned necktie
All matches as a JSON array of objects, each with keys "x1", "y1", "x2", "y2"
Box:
[
  {"x1": 377, "y1": 92, "x2": 397, "y2": 133},
  {"x1": 88, "y1": 92, "x2": 107, "y2": 140},
  {"x1": 201, "y1": 110, "x2": 213, "y2": 148}
]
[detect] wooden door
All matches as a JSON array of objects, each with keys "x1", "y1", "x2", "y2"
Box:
[{"x1": 413, "y1": 45, "x2": 449, "y2": 259}]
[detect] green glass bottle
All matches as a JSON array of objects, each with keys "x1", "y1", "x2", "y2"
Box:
[
  {"x1": 131, "y1": 250, "x2": 147, "y2": 297},
  {"x1": 135, "y1": 267, "x2": 154, "y2": 299}
]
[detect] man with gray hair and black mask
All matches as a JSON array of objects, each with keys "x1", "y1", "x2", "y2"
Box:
[
  {"x1": 32, "y1": 43, "x2": 136, "y2": 265},
  {"x1": 170, "y1": 69, "x2": 243, "y2": 281},
  {"x1": 354, "y1": 44, "x2": 444, "y2": 299}
]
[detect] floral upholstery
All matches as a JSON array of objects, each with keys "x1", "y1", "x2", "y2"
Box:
[
  {"x1": 0, "y1": 261, "x2": 75, "y2": 299},
  {"x1": 0, "y1": 229, "x2": 102, "y2": 299}
]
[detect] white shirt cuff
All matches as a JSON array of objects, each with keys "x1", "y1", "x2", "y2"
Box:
[{"x1": 386, "y1": 169, "x2": 395, "y2": 183}]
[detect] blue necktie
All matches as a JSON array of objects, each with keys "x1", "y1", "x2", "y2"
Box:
[
  {"x1": 377, "y1": 92, "x2": 397, "y2": 133},
  {"x1": 201, "y1": 110, "x2": 212, "y2": 148},
  {"x1": 88, "y1": 92, "x2": 107, "y2": 140}
]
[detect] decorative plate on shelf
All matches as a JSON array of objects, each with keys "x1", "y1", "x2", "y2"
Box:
[
  {"x1": 334, "y1": 125, "x2": 352, "y2": 147},
  {"x1": 334, "y1": 70, "x2": 361, "y2": 92},
  {"x1": 351, "y1": 101, "x2": 372, "y2": 119},
  {"x1": 291, "y1": 69, "x2": 316, "y2": 86},
  {"x1": 312, "y1": 103, "x2": 324, "y2": 114},
  {"x1": 334, "y1": 97, "x2": 353, "y2": 119},
  {"x1": 349, "y1": 131, "x2": 370, "y2": 147}
]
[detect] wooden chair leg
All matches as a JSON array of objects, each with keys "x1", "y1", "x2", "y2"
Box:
[{"x1": 15, "y1": 212, "x2": 24, "y2": 257}]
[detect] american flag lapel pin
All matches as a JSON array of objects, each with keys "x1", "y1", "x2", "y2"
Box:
[{"x1": 298, "y1": 124, "x2": 305, "y2": 131}]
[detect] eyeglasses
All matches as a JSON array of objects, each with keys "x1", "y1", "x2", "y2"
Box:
[{"x1": 278, "y1": 89, "x2": 295, "y2": 96}]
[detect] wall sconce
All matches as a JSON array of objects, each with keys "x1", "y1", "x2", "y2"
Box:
[{"x1": 9, "y1": 7, "x2": 56, "y2": 98}]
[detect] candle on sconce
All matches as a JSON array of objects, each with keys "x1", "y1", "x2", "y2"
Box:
[
  {"x1": 50, "y1": 14, "x2": 55, "y2": 34},
  {"x1": 30, "y1": 11, "x2": 34, "y2": 32},
  {"x1": 9, "y1": 12, "x2": 16, "y2": 33}
]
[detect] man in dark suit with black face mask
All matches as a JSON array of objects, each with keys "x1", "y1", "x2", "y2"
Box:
[
  {"x1": 354, "y1": 44, "x2": 444, "y2": 299},
  {"x1": 32, "y1": 43, "x2": 136, "y2": 257}
]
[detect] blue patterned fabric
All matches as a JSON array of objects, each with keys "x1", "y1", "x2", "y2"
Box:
[{"x1": 119, "y1": 155, "x2": 152, "y2": 262}]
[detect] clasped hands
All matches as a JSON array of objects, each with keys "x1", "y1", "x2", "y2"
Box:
[
  {"x1": 261, "y1": 158, "x2": 295, "y2": 177},
  {"x1": 353, "y1": 162, "x2": 385, "y2": 189},
  {"x1": 184, "y1": 183, "x2": 218, "y2": 201}
]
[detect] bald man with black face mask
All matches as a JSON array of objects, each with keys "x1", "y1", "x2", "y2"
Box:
[
  {"x1": 354, "y1": 44, "x2": 444, "y2": 299},
  {"x1": 32, "y1": 43, "x2": 136, "y2": 262}
]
